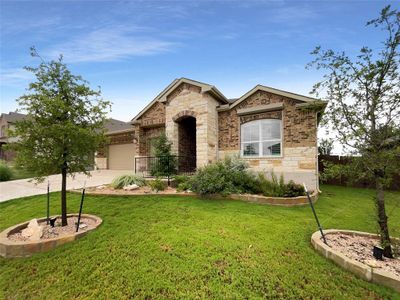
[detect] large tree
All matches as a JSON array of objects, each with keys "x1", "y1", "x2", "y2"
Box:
[
  {"x1": 308, "y1": 6, "x2": 400, "y2": 257},
  {"x1": 9, "y1": 48, "x2": 111, "y2": 226}
]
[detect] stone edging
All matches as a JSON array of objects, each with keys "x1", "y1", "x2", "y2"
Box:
[
  {"x1": 0, "y1": 214, "x2": 102, "y2": 258},
  {"x1": 227, "y1": 191, "x2": 318, "y2": 206},
  {"x1": 311, "y1": 229, "x2": 400, "y2": 293},
  {"x1": 74, "y1": 189, "x2": 317, "y2": 206}
]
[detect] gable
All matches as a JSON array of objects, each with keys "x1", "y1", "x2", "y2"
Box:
[
  {"x1": 166, "y1": 82, "x2": 202, "y2": 103},
  {"x1": 137, "y1": 101, "x2": 165, "y2": 127}
]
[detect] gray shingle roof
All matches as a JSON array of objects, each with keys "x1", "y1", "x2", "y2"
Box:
[{"x1": 104, "y1": 118, "x2": 133, "y2": 133}]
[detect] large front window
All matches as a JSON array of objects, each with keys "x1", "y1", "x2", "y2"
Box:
[{"x1": 241, "y1": 119, "x2": 282, "y2": 157}]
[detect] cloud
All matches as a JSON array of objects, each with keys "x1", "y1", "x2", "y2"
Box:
[
  {"x1": 1, "y1": 16, "x2": 62, "y2": 35},
  {"x1": 46, "y1": 26, "x2": 178, "y2": 63},
  {"x1": 0, "y1": 68, "x2": 34, "y2": 86}
]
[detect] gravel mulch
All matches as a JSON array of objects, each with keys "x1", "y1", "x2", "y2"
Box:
[
  {"x1": 325, "y1": 233, "x2": 400, "y2": 277},
  {"x1": 8, "y1": 216, "x2": 96, "y2": 242}
]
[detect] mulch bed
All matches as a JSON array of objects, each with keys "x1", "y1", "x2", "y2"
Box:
[
  {"x1": 8, "y1": 216, "x2": 96, "y2": 242},
  {"x1": 325, "y1": 233, "x2": 400, "y2": 277},
  {"x1": 85, "y1": 185, "x2": 193, "y2": 195}
]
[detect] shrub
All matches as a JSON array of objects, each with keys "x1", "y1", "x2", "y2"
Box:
[
  {"x1": 190, "y1": 156, "x2": 259, "y2": 196},
  {"x1": 283, "y1": 180, "x2": 305, "y2": 197},
  {"x1": 0, "y1": 163, "x2": 13, "y2": 181},
  {"x1": 111, "y1": 174, "x2": 146, "y2": 189},
  {"x1": 148, "y1": 178, "x2": 167, "y2": 192},
  {"x1": 257, "y1": 173, "x2": 305, "y2": 197},
  {"x1": 174, "y1": 175, "x2": 192, "y2": 192}
]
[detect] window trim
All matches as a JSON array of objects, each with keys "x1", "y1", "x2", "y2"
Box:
[{"x1": 240, "y1": 119, "x2": 283, "y2": 158}]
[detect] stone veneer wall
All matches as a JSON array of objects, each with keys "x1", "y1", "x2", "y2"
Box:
[
  {"x1": 165, "y1": 83, "x2": 220, "y2": 167},
  {"x1": 218, "y1": 90, "x2": 318, "y2": 190}
]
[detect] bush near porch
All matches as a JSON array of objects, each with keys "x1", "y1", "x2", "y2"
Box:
[
  {"x1": 177, "y1": 157, "x2": 306, "y2": 197},
  {"x1": 0, "y1": 185, "x2": 399, "y2": 298}
]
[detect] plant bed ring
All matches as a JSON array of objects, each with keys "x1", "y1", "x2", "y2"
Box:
[
  {"x1": 0, "y1": 214, "x2": 102, "y2": 258},
  {"x1": 311, "y1": 229, "x2": 400, "y2": 293}
]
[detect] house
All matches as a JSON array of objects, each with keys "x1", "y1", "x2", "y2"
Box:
[
  {"x1": 99, "y1": 77, "x2": 326, "y2": 190},
  {"x1": 0, "y1": 112, "x2": 27, "y2": 161},
  {"x1": 0, "y1": 112, "x2": 131, "y2": 166}
]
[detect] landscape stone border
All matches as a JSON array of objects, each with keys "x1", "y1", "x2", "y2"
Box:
[
  {"x1": 311, "y1": 229, "x2": 400, "y2": 293},
  {"x1": 80, "y1": 188, "x2": 318, "y2": 206},
  {"x1": 228, "y1": 191, "x2": 318, "y2": 206},
  {"x1": 0, "y1": 214, "x2": 102, "y2": 258}
]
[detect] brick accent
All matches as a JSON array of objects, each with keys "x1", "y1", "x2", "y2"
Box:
[
  {"x1": 107, "y1": 131, "x2": 135, "y2": 145},
  {"x1": 138, "y1": 126, "x2": 165, "y2": 156},
  {"x1": 140, "y1": 101, "x2": 165, "y2": 127},
  {"x1": 218, "y1": 90, "x2": 316, "y2": 150}
]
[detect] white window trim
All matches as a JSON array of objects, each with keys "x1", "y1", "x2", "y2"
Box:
[{"x1": 240, "y1": 119, "x2": 283, "y2": 158}]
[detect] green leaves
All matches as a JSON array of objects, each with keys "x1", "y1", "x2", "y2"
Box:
[{"x1": 8, "y1": 50, "x2": 111, "y2": 180}]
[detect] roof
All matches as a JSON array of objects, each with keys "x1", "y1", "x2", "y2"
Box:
[
  {"x1": 229, "y1": 85, "x2": 319, "y2": 109},
  {"x1": 0, "y1": 112, "x2": 27, "y2": 123},
  {"x1": 131, "y1": 78, "x2": 323, "y2": 123},
  {"x1": 104, "y1": 118, "x2": 132, "y2": 133},
  {"x1": 131, "y1": 77, "x2": 228, "y2": 122}
]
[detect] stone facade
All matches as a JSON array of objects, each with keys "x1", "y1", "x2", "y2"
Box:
[
  {"x1": 129, "y1": 79, "x2": 321, "y2": 190},
  {"x1": 164, "y1": 83, "x2": 220, "y2": 167}
]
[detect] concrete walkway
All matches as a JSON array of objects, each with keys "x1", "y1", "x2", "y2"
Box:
[{"x1": 0, "y1": 170, "x2": 132, "y2": 203}]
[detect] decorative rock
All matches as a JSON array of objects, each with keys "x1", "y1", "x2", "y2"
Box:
[
  {"x1": 79, "y1": 223, "x2": 88, "y2": 229},
  {"x1": 21, "y1": 219, "x2": 43, "y2": 241},
  {"x1": 123, "y1": 184, "x2": 139, "y2": 191},
  {"x1": 96, "y1": 185, "x2": 106, "y2": 190}
]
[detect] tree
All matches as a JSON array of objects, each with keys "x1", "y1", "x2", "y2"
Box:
[
  {"x1": 8, "y1": 48, "x2": 111, "y2": 226},
  {"x1": 308, "y1": 6, "x2": 400, "y2": 257},
  {"x1": 150, "y1": 133, "x2": 177, "y2": 176},
  {"x1": 318, "y1": 138, "x2": 334, "y2": 155}
]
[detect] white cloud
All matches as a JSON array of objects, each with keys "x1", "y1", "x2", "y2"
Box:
[
  {"x1": 0, "y1": 68, "x2": 34, "y2": 86},
  {"x1": 46, "y1": 27, "x2": 178, "y2": 63}
]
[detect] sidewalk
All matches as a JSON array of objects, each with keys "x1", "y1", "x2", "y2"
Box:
[{"x1": 0, "y1": 170, "x2": 131, "y2": 202}]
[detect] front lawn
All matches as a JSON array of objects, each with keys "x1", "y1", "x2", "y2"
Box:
[{"x1": 0, "y1": 185, "x2": 399, "y2": 299}]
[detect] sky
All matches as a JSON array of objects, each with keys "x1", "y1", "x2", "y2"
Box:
[{"x1": 0, "y1": 0, "x2": 397, "y2": 153}]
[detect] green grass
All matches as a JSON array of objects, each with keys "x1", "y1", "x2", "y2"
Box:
[{"x1": 0, "y1": 185, "x2": 399, "y2": 299}]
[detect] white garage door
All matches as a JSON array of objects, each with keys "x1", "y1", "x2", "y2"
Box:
[{"x1": 108, "y1": 143, "x2": 135, "y2": 170}]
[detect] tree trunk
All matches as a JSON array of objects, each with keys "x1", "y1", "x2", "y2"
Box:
[
  {"x1": 61, "y1": 163, "x2": 68, "y2": 226},
  {"x1": 375, "y1": 178, "x2": 393, "y2": 258}
]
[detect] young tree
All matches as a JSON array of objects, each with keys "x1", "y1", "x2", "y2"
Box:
[
  {"x1": 308, "y1": 6, "x2": 400, "y2": 257},
  {"x1": 9, "y1": 48, "x2": 111, "y2": 226},
  {"x1": 150, "y1": 133, "x2": 177, "y2": 176}
]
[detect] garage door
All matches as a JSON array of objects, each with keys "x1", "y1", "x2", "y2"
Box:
[{"x1": 108, "y1": 143, "x2": 135, "y2": 170}]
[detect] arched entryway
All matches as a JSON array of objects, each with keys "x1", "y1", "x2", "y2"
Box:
[{"x1": 175, "y1": 115, "x2": 196, "y2": 172}]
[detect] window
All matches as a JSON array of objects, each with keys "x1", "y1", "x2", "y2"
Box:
[{"x1": 241, "y1": 119, "x2": 282, "y2": 157}]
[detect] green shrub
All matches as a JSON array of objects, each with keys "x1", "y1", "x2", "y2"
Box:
[
  {"x1": 0, "y1": 163, "x2": 13, "y2": 181},
  {"x1": 174, "y1": 175, "x2": 192, "y2": 192},
  {"x1": 111, "y1": 174, "x2": 146, "y2": 189},
  {"x1": 283, "y1": 180, "x2": 305, "y2": 197},
  {"x1": 190, "y1": 156, "x2": 259, "y2": 196},
  {"x1": 148, "y1": 178, "x2": 167, "y2": 192},
  {"x1": 257, "y1": 173, "x2": 305, "y2": 197}
]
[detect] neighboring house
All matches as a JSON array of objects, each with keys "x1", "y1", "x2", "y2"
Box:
[
  {"x1": 0, "y1": 112, "x2": 27, "y2": 161},
  {"x1": 0, "y1": 112, "x2": 131, "y2": 167},
  {"x1": 101, "y1": 77, "x2": 326, "y2": 190}
]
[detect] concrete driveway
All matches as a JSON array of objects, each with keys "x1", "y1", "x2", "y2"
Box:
[{"x1": 0, "y1": 170, "x2": 132, "y2": 203}]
